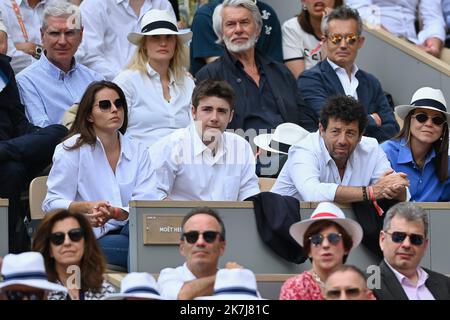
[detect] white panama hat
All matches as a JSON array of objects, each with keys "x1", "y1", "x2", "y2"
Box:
[
  {"x1": 253, "y1": 123, "x2": 309, "y2": 155},
  {"x1": 103, "y1": 272, "x2": 164, "y2": 300}
]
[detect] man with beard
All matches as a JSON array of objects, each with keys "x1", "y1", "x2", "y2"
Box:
[
  {"x1": 375, "y1": 202, "x2": 450, "y2": 300},
  {"x1": 158, "y1": 207, "x2": 244, "y2": 299}
]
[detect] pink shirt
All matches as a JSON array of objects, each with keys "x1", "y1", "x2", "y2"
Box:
[
  {"x1": 279, "y1": 271, "x2": 324, "y2": 300},
  {"x1": 385, "y1": 260, "x2": 435, "y2": 300}
]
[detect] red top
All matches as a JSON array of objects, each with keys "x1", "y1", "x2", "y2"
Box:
[{"x1": 279, "y1": 271, "x2": 324, "y2": 300}]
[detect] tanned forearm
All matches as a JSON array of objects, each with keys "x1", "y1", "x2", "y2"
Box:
[
  {"x1": 334, "y1": 186, "x2": 365, "y2": 203},
  {"x1": 177, "y1": 275, "x2": 216, "y2": 300}
]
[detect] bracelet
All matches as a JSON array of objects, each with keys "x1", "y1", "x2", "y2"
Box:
[
  {"x1": 110, "y1": 207, "x2": 121, "y2": 220},
  {"x1": 368, "y1": 186, "x2": 384, "y2": 216},
  {"x1": 362, "y1": 186, "x2": 368, "y2": 201}
]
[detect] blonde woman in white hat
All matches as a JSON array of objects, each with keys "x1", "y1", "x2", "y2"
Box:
[
  {"x1": 279, "y1": 202, "x2": 362, "y2": 300},
  {"x1": 381, "y1": 87, "x2": 450, "y2": 201},
  {"x1": 114, "y1": 9, "x2": 194, "y2": 149}
]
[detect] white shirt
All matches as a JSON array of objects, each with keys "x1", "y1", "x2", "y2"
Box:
[
  {"x1": 0, "y1": 0, "x2": 46, "y2": 74},
  {"x1": 158, "y1": 263, "x2": 197, "y2": 300},
  {"x1": 43, "y1": 133, "x2": 158, "y2": 238},
  {"x1": 347, "y1": 0, "x2": 446, "y2": 44},
  {"x1": 77, "y1": 0, "x2": 175, "y2": 80},
  {"x1": 114, "y1": 64, "x2": 194, "y2": 148},
  {"x1": 149, "y1": 123, "x2": 260, "y2": 201},
  {"x1": 282, "y1": 17, "x2": 323, "y2": 70},
  {"x1": 327, "y1": 58, "x2": 359, "y2": 100},
  {"x1": 271, "y1": 131, "x2": 392, "y2": 201}
]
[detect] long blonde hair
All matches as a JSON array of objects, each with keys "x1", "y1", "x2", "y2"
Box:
[{"x1": 127, "y1": 36, "x2": 189, "y2": 84}]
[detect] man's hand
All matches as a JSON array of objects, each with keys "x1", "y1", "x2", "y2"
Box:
[
  {"x1": 416, "y1": 37, "x2": 442, "y2": 58},
  {"x1": 14, "y1": 41, "x2": 38, "y2": 56},
  {"x1": 224, "y1": 261, "x2": 243, "y2": 269},
  {"x1": 373, "y1": 169, "x2": 409, "y2": 199},
  {"x1": 371, "y1": 112, "x2": 382, "y2": 127}
]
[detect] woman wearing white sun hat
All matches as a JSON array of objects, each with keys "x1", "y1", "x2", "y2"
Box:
[
  {"x1": 381, "y1": 87, "x2": 450, "y2": 201},
  {"x1": 279, "y1": 202, "x2": 363, "y2": 300},
  {"x1": 114, "y1": 9, "x2": 194, "y2": 149}
]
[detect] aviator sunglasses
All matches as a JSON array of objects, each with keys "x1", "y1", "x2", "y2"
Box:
[
  {"x1": 384, "y1": 231, "x2": 424, "y2": 246},
  {"x1": 49, "y1": 228, "x2": 85, "y2": 246},
  {"x1": 95, "y1": 98, "x2": 125, "y2": 112},
  {"x1": 309, "y1": 232, "x2": 342, "y2": 246},
  {"x1": 182, "y1": 231, "x2": 222, "y2": 244},
  {"x1": 327, "y1": 33, "x2": 359, "y2": 45},
  {"x1": 412, "y1": 113, "x2": 446, "y2": 126}
]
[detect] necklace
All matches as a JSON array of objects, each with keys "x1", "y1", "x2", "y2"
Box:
[{"x1": 310, "y1": 270, "x2": 325, "y2": 288}]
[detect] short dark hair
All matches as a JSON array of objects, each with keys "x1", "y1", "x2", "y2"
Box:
[
  {"x1": 181, "y1": 207, "x2": 226, "y2": 241},
  {"x1": 328, "y1": 264, "x2": 367, "y2": 282},
  {"x1": 192, "y1": 79, "x2": 235, "y2": 111},
  {"x1": 320, "y1": 95, "x2": 368, "y2": 135},
  {"x1": 322, "y1": 5, "x2": 363, "y2": 36}
]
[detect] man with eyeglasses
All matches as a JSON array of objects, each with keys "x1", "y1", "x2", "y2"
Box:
[
  {"x1": 375, "y1": 202, "x2": 450, "y2": 300},
  {"x1": 158, "y1": 207, "x2": 245, "y2": 300},
  {"x1": 16, "y1": 1, "x2": 103, "y2": 128},
  {"x1": 324, "y1": 265, "x2": 375, "y2": 300},
  {"x1": 298, "y1": 5, "x2": 398, "y2": 143}
]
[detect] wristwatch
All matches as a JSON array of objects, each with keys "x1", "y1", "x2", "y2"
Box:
[{"x1": 33, "y1": 44, "x2": 43, "y2": 59}]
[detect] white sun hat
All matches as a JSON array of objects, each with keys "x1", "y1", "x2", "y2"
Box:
[
  {"x1": 103, "y1": 272, "x2": 164, "y2": 300},
  {"x1": 128, "y1": 9, "x2": 192, "y2": 45},
  {"x1": 0, "y1": 252, "x2": 67, "y2": 292},
  {"x1": 289, "y1": 202, "x2": 363, "y2": 248},
  {"x1": 253, "y1": 122, "x2": 309, "y2": 155}
]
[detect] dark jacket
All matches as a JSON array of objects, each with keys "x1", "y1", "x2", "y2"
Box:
[
  {"x1": 298, "y1": 60, "x2": 399, "y2": 142},
  {"x1": 196, "y1": 49, "x2": 318, "y2": 132},
  {"x1": 374, "y1": 260, "x2": 450, "y2": 300},
  {"x1": 247, "y1": 192, "x2": 307, "y2": 264}
]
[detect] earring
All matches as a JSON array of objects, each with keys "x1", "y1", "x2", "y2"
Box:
[{"x1": 303, "y1": 4, "x2": 307, "y2": 11}]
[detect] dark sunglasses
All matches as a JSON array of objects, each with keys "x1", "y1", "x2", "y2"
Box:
[
  {"x1": 412, "y1": 113, "x2": 446, "y2": 126},
  {"x1": 182, "y1": 231, "x2": 221, "y2": 244},
  {"x1": 309, "y1": 232, "x2": 342, "y2": 246},
  {"x1": 5, "y1": 290, "x2": 46, "y2": 300},
  {"x1": 49, "y1": 228, "x2": 84, "y2": 246},
  {"x1": 327, "y1": 33, "x2": 359, "y2": 45},
  {"x1": 325, "y1": 288, "x2": 362, "y2": 299},
  {"x1": 385, "y1": 231, "x2": 425, "y2": 246},
  {"x1": 96, "y1": 98, "x2": 125, "y2": 111}
]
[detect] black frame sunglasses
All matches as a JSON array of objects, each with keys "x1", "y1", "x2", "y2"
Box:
[
  {"x1": 97, "y1": 98, "x2": 125, "y2": 111},
  {"x1": 412, "y1": 113, "x2": 446, "y2": 126},
  {"x1": 49, "y1": 228, "x2": 85, "y2": 246},
  {"x1": 5, "y1": 290, "x2": 46, "y2": 300},
  {"x1": 385, "y1": 231, "x2": 425, "y2": 246},
  {"x1": 325, "y1": 287, "x2": 362, "y2": 299},
  {"x1": 309, "y1": 232, "x2": 342, "y2": 246},
  {"x1": 182, "y1": 231, "x2": 221, "y2": 244}
]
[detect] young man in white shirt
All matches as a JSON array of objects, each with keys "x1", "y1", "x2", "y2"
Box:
[
  {"x1": 272, "y1": 95, "x2": 409, "y2": 203},
  {"x1": 149, "y1": 79, "x2": 260, "y2": 201}
]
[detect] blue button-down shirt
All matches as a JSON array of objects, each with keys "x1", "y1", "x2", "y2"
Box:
[
  {"x1": 381, "y1": 138, "x2": 450, "y2": 201},
  {"x1": 16, "y1": 53, "x2": 103, "y2": 127}
]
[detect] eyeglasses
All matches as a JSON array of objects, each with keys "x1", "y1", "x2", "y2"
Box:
[
  {"x1": 325, "y1": 288, "x2": 362, "y2": 299},
  {"x1": 49, "y1": 228, "x2": 84, "y2": 246},
  {"x1": 182, "y1": 231, "x2": 222, "y2": 244},
  {"x1": 95, "y1": 99, "x2": 125, "y2": 112},
  {"x1": 327, "y1": 33, "x2": 359, "y2": 45},
  {"x1": 308, "y1": 233, "x2": 342, "y2": 246},
  {"x1": 412, "y1": 113, "x2": 446, "y2": 126},
  {"x1": 385, "y1": 231, "x2": 425, "y2": 246},
  {"x1": 4, "y1": 290, "x2": 46, "y2": 300}
]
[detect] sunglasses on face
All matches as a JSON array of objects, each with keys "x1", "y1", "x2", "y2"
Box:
[
  {"x1": 327, "y1": 33, "x2": 359, "y2": 45},
  {"x1": 385, "y1": 231, "x2": 425, "y2": 246},
  {"x1": 49, "y1": 228, "x2": 84, "y2": 246},
  {"x1": 412, "y1": 113, "x2": 446, "y2": 126},
  {"x1": 182, "y1": 231, "x2": 221, "y2": 244},
  {"x1": 325, "y1": 287, "x2": 362, "y2": 299},
  {"x1": 95, "y1": 99, "x2": 125, "y2": 112},
  {"x1": 4, "y1": 290, "x2": 46, "y2": 300},
  {"x1": 309, "y1": 232, "x2": 342, "y2": 246}
]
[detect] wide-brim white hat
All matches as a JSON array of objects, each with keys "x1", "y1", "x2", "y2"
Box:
[
  {"x1": 289, "y1": 202, "x2": 363, "y2": 248},
  {"x1": 395, "y1": 87, "x2": 450, "y2": 124},
  {"x1": 103, "y1": 272, "x2": 164, "y2": 300},
  {"x1": 0, "y1": 252, "x2": 67, "y2": 292},
  {"x1": 253, "y1": 123, "x2": 309, "y2": 155},
  {"x1": 128, "y1": 9, "x2": 192, "y2": 45},
  {"x1": 195, "y1": 269, "x2": 264, "y2": 300}
]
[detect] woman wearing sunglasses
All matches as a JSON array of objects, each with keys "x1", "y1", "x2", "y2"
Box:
[
  {"x1": 381, "y1": 87, "x2": 450, "y2": 201},
  {"x1": 113, "y1": 9, "x2": 194, "y2": 149},
  {"x1": 279, "y1": 202, "x2": 363, "y2": 300},
  {"x1": 282, "y1": 0, "x2": 343, "y2": 79},
  {"x1": 32, "y1": 210, "x2": 115, "y2": 300},
  {"x1": 43, "y1": 80, "x2": 157, "y2": 269}
]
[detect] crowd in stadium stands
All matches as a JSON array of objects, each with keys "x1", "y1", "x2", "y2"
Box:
[{"x1": 1, "y1": 0, "x2": 450, "y2": 300}]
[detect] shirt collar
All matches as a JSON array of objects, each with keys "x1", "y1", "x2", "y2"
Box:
[
  {"x1": 190, "y1": 122, "x2": 226, "y2": 160},
  {"x1": 146, "y1": 63, "x2": 175, "y2": 84},
  {"x1": 40, "y1": 52, "x2": 78, "y2": 79},
  {"x1": 385, "y1": 259, "x2": 429, "y2": 287},
  {"x1": 397, "y1": 138, "x2": 437, "y2": 165},
  {"x1": 327, "y1": 58, "x2": 359, "y2": 78},
  {"x1": 95, "y1": 132, "x2": 132, "y2": 161}
]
